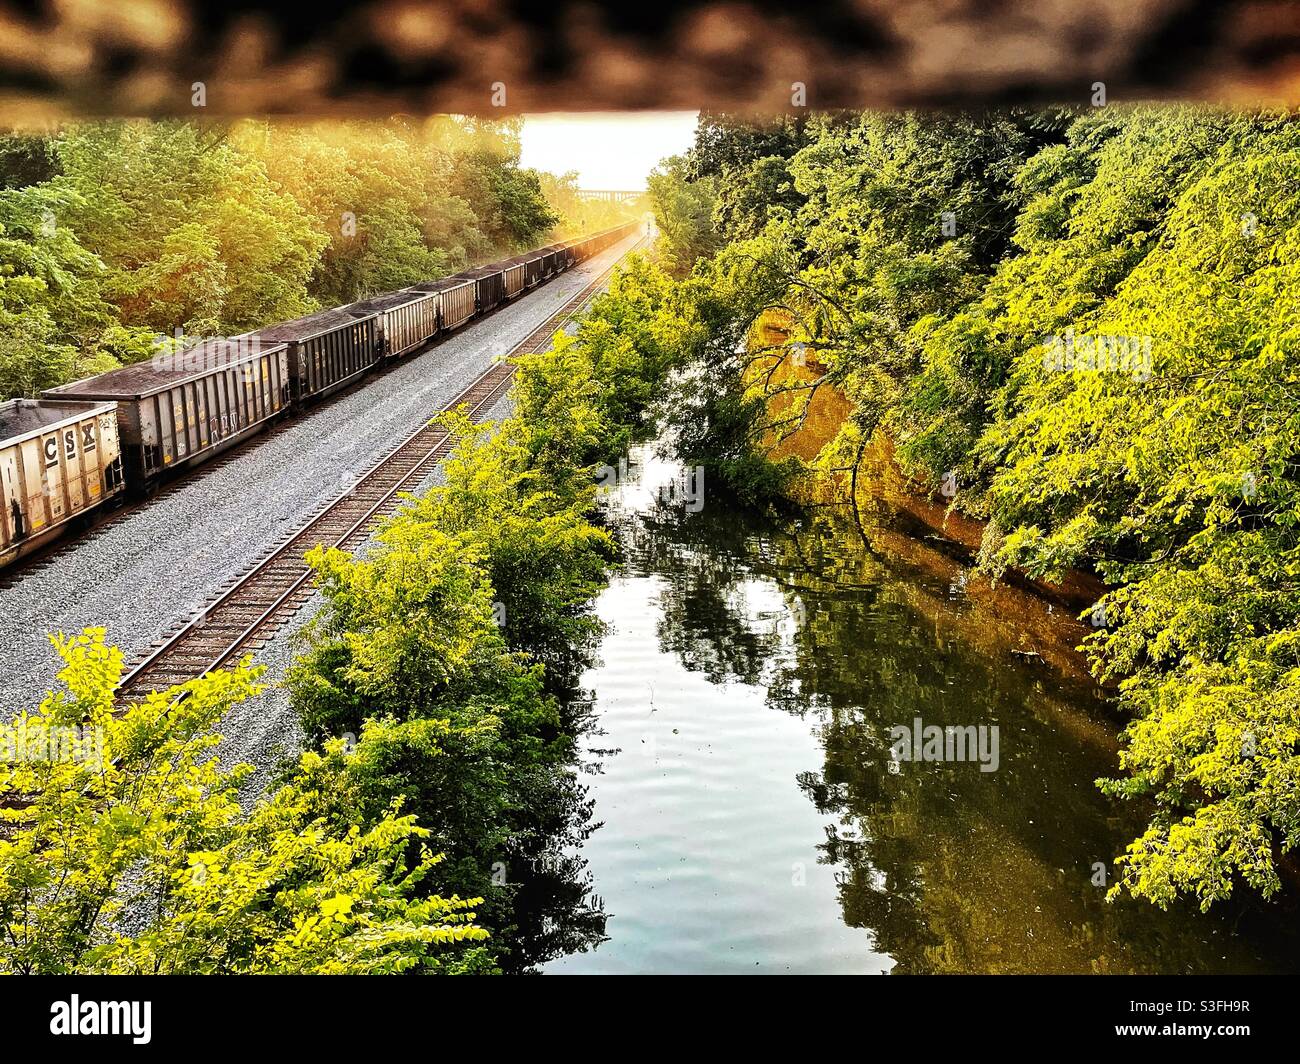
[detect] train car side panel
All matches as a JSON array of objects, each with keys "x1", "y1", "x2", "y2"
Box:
[
  {"x1": 523, "y1": 254, "x2": 543, "y2": 287},
  {"x1": 451, "y1": 283, "x2": 476, "y2": 326},
  {"x1": 387, "y1": 294, "x2": 440, "y2": 357},
  {"x1": 461, "y1": 268, "x2": 505, "y2": 314},
  {"x1": 503, "y1": 262, "x2": 526, "y2": 298},
  {"x1": 0, "y1": 400, "x2": 124, "y2": 567},
  {"x1": 44, "y1": 341, "x2": 291, "y2": 484},
  {"x1": 349, "y1": 291, "x2": 441, "y2": 360},
  {"x1": 420, "y1": 279, "x2": 476, "y2": 330},
  {"x1": 256, "y1": 310, "x2": 378, "y2": 402},
  {"x1": 292, "y1": 317, "x2": 378, "y2": 400}
]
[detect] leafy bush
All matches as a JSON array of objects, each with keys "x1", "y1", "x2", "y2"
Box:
[{"x1": 0, "y1": 630, "x2": 489, "y2": 974}]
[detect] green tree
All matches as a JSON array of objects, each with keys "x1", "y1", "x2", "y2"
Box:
[
  {"x1": 647, "y1": 154, "x2": 720, "y2": 274},
  {"x1": 56, "y1": 121, "x2": 324, "y2": 336},
  {"x1": 0, "y1": 181, "x2": 129, "y2": 398},
  {"x1": 979, "y1": 114, "x2": 1300, "y2": 908},
  {"x1": 0, "y1": 630, "x2": 489, "y2": 974}
]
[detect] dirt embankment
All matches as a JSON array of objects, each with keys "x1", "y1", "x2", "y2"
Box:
[{"x1": 748, "y1": 311, "x2": 1109, "y2": 678}]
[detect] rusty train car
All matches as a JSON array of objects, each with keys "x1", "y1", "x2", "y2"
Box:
[
  {"x1": 0, "y1": 399, "x2": 126, "y2": 568},
  {"x1": 0, "y1": 221, "x2": 640, "y2": 568},
  {"x1": 251, "y1": 306, "x2": 383, "y2": 402},
  {"x1": 406, "y1": 275, "x2": 477, "y2": 331},
  {"x1": 43, "y1": 338, "x2": 293, "y2": 483}
]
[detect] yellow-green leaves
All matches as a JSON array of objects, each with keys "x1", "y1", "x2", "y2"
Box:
[{"x1": 0, "y1": 629, "x2": 493, "y2": 974}]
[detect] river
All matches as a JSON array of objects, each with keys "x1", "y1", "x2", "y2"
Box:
[{"x1": 537, "y1": 444, "x2": 1300, "y2": 974}]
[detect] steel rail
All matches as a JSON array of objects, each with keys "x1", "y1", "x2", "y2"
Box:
[{"x1": 117, "y1": 237, "x2": 643, "y2": 698}]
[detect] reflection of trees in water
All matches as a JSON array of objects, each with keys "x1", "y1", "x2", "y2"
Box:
[
  {"x1": 501, "y1": 673, "x2": 609, "y2": 972},
  {"x1": 611, "y1": 495, "x2": 1300, "y2": 973},
  {"x1": 499, "y1": 768, "x2": 608, "y2": 973}
]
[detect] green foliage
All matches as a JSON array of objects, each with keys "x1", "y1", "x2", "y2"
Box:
[
  {"x1": 0, "y1": 180, "x2": 138, "y2": 396},
  {"x1": 243, "y1": 118, "x2": 553, "y2": 304},
  {"x1": 647, "y1": 154, "x2": 721, "y2": 274},
  {"x1": 634, "y1": 106, "x2": 1300, "y2": 909},
  {"x1": 688, "y1": 112, "x2": 817, "y2": 181},
  {"x1": 561, "y1": 256, "x2": 685, "y2": 456},
  {"x1": 55, "y1": 122, "x2": 326, "y2": 336},
  {"x1": 981, "y1": 116, "x2": 1300, "y2": 909},
  {"x1": 661, "y1": 248, "x2": 806, "y2": 505},
  {"x1": 683, "y1": 111, "x2": 825, "y2": 243},
  {"x1": 638, "y1": 110, "x2": 1054, "y2": 504},
  {"x1": 409, "y1": 410, "x2": 613, "y2": 674},
  {"x1": 487, "y1": 162, "x2": 560, "y2": 247},
  {"x1": 0, "y1": 133, "x2": 57, "y2": 190},
  {"x1": 0, "y1": 629, "x2": 489, "y2": 974},
  {"x1": 713, "y1": 154, "x2": 804, "y2": 241},
  {"x1": 285, "y1": 367, "x2": 615, "y2": 934}
]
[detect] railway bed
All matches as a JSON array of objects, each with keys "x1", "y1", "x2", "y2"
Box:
[
  {"x1": 117, "y1": 238, "x2": 643, "y2": 701},
  {"x1": 0, "y1": 235, "x2": 641, "y2": 720},
  {"x1": 0, "y1": 243, "x2": 614, "y2": 590}
]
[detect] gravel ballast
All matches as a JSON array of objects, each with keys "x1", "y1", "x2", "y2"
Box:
[
  {"x1": 1, "y1": 238, "x2": 635, "y2": 758},
  {"x1": 217, "y1": 388, "x2": 519, "y2": 807}
]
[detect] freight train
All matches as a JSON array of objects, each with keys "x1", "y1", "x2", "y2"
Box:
[{"x1": 0, "y1": 221, "x2": 640, "y2": 569}]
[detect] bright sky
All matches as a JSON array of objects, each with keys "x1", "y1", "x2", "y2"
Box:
[{"x1": 519, "y1": 112, "x2": 698, "y2": 191}]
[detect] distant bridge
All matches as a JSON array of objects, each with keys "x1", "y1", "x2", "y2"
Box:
[{"x1": 575, "y1": 189, "x2": 645, "y2": 204}]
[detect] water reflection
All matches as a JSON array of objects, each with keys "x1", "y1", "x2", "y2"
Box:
[
  {"x1": 494, "y1": 655, "x2": 610, "y2": 972},
  {"x1": 542, "y1": 446, "x2": 1300, "y2": 974},
  {"x1": 496, "y1": 759, "x2": 609, "y2": 974}
]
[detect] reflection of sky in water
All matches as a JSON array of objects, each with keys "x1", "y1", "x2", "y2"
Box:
[
  {"x1": 552, "y1": 445, "x2": 885, "y2": 973},
  {"x1": 545, "y1": 573, "x2": 888, "y2": 974},
  {"x1": 545, "y1": 445, "x2": 1300, "y2": 974}
]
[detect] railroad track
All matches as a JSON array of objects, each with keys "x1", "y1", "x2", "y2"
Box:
[
  {"x1": 0, "y1": 239, "x2": 635, "y2": 591},
  {"x1": 117, "y1": 237, "x2": 644, "y2": 699}
]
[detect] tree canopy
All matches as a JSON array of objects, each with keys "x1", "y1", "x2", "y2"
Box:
[
  {"x1": 0, "y1": 117, "x2": 560, "y2": 400},
  {"x1": 643, "y1": 105, "x2": 1300, "y2": 910}
]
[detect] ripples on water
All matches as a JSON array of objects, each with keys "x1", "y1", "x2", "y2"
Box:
[{"x1": 535, "y1": 446, "x2": 1300, "y2": 974}]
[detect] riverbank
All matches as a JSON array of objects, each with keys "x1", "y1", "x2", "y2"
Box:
[
  {"x1": 539, "y1": 441, "x2": 1300, "y2": 973},
  {"x1": 746, "y1": 312, "x2": 1107, "y2": 681}
]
